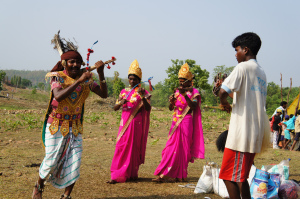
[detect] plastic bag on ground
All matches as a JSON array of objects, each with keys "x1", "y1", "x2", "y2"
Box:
[
  {"x1": 212, "y1": 167, "x2": 229, "y2": 198},
  {"x1": 261, "y1": 165, "x2": 289, "y2": 182},
  {"x1": 247, "y1": 165, "x2": 257, "y2": 185},
  {"x1": 267, "y1": 174, "x2": 281, "y2": 199},
  {"x1": 278, "y1": 180, "x2": 300, "y2": 199},
  {"x1": 250, "y1": 168, "x2": 269, "y2": 199},
  {"x1": 194, "y1": 162, "x2": 215, "y2": 194}
]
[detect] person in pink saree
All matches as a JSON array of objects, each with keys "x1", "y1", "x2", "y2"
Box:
[
  {"x1": 107, "y1": 60, "x2": 151, "y2": 184},
  {"x1": 153, "y1": 63, "x2": 205, "y2": 182}
]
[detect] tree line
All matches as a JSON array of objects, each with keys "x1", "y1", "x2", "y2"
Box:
[{"x1": 2, "y1": 60, "x2": 299, "y2": 116}]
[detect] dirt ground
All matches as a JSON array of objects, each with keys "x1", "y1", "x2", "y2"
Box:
[{"x1": 1, "y1": 86, "x2": 300, "y2": 199}]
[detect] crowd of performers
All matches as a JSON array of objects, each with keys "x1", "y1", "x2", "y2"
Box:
[
  {"x1": 271, "y1": 101, "x2": 300, "y2": 151},
  {"x1": 32, "y1": 32, "x2": 270, "y2": 199}
]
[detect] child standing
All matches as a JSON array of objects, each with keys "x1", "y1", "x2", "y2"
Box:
[
  {"x1": 280, "y1": 115, "x2": 289, "y2": 149},
  {"x1": 273, "y1": 109, "x2": 282, "y2": 149},
  {"x1": 218, "y1": 32, "x2": 267, "y2": 199},
  {"x1": 289, "y1": 106, "x2": 300, "y2": 151}
]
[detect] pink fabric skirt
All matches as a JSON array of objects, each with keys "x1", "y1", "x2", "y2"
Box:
[
  {"x1": 154, "y1": 114, "x2": 193, "y2": 179},
  {"x1": 110, "y1": 112, "x2": 143, "y2": 182}
]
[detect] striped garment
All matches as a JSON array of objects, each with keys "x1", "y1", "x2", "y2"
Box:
[
  {"x1": 39, "y1": 124, "x2": 83, "y2": 189},
  {"x1": 219, "y1": 148, "x2": 255, "y2": 182}
]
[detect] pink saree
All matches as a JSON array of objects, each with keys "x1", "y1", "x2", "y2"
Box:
[
  {"x1": 154, "y1": 88, "x2": 204, "y2": 179},
  {"x1": 110, "y1": 88, "x2": 150, "y2": 182}
]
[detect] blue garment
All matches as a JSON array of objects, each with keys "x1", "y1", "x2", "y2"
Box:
[
  {"x1": 283, "y1": 116, "x2": 296, "y2": 130},
  {"x1": 284, "y1": 130, "x2": 291, "y2": 140}
]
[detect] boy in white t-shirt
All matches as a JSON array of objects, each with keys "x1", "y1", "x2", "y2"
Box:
[{"x1": 218, "y1": 32, "x2": 266, "y2": 199}]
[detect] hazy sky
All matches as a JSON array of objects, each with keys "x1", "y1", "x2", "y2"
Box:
[{"x1": 1, "y1": 0, "x2": 299, "y2": 86}]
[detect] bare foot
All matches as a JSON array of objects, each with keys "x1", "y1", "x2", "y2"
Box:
[{"x1": 106, "y1": 180, "x2": 117, "y2": 184}]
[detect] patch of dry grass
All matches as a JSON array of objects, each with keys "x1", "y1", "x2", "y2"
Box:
[{"x1": 1, "y1": 92, "x2": 300, "y2": 199}]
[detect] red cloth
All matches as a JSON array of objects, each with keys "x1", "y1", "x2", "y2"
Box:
[
  {"x1": 219, "y1": 148, "x2": 255, "y2": 182},
  {"x1": 61, "y1": 51, "x2": 83, "y2": 62},
  {"x1": 51, "y1": 51, "x2": 83, "y2": 72}
]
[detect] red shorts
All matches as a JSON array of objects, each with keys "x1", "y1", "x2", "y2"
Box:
[{"x1": 219, "y1": 148, "x2": 255, "y2": 182}]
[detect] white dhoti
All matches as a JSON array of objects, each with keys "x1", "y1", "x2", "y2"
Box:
[{"x1": 39, "y1": 124, "x2": 83, "y2": 189}]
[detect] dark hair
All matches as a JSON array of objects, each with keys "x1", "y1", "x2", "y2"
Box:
[
  {"x1": 290, "y1": 114, "x2": 294, "y2": 118},
  {"x1": 216, "y1": 130, "x2": 228, "y2": 152},
  {"x1": 280, "y1": 101, "x2": 287, "y2": 106},
  {"x1": 232, "y1": 32, "x2": 261, "y2": 55},
  {"x1": 297, "y1": 110, "x2": 300, "y2": 115},
  {"x1": 128, "y1": 74, "x2": 141, "y2": 82}
]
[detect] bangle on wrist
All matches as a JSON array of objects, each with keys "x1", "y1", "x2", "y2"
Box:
[{"x1": 100, "y1": 79, "x2": 106, "y2": 84}]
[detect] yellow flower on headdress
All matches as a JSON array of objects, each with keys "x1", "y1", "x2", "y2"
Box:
[
  {"x1": 178, "y1": 63, "x2": 193, "y2": 81},
  {"x1": 128, "y1": 59, "x2": 142, "y2": 79}
]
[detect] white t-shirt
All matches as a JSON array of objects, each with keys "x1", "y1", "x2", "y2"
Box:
[{"x1": 221, "y1": 59, "x2": 267, "y2": 153}]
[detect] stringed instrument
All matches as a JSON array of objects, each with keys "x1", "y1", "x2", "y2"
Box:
[{"x1": 81, "y1": 56, "x2": 117, "y2": 72}]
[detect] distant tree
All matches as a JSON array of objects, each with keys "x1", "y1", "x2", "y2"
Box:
[
  {"x1": 113, "y1": 79, "x2": 125, "y2": 98},
  {"x1": 0, "y1": 70, "x2": 6, "y2": 91},
  {"x1": 10, "y1": 75, "x2": 22, "y2": 88},
  {"x1": 212, "y1": 65, "x2": 235, "y2": 81},
  {"x1": 32, "y1": 88, "x2": 37, "y2": 94},
  {"x1": 112, "y1": 71, "x2": 125, "y2": 98},
  {"x1": 38, "y1": 82, "x2": 45, "y2": 90},
  {"x1": 164, "y1": 59, "x2": 210, "y2": 92},
  {"x1": 150, "y1": 59, "x2": 210, "y2": 107},
  {"x1": 17, "y1": 76, "x2": 21, "y2": 87},
  {"x1": 21, "y1": 79, "x2": 32, "y2": 87},
  {"x1": 113, "y1": 71, "x2": 120, "y2": 82},
  {"x1": 106, "y1": 79, "x2": 114, "y2": 97},
  {"x1": 150, "y1": 81, "x2": 171, "y2": 107},
  {"x1": 266, "y1": 82, "x2": 281, "y2": 115},
  {"x1": 11, "y1": 75, "x2": 16, "y2": 86}
]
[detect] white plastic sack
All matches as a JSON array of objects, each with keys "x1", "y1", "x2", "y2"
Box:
[
  {"x1": 247, "y1": 164, "x2": 257, "y2": 185},
  {"x1": 194, "y1": 165, "x2": 213, "y2": 194},
  {"x1": 212, "y1": 167, "x2": 229, "y2": 198}
]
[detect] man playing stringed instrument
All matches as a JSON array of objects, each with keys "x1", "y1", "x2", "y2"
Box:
[
  {"x1": 153, "y1": 63, "x2": 205, "y2": 182},
  {"x1": 32, "y1": 32, "x2": 109, "y2": 199}
]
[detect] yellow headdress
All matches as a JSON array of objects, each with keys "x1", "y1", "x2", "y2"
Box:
[
  {"x1": 128, "y1": 59, "x2": 142, "y2": 79},
  {"x1": 178, "y1": 63, "x2": 193, "y2": 81}
]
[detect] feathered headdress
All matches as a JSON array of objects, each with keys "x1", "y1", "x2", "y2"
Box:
[
  {"x1": 50, "y1": 31, "x2": 83, "y2": 72},
  {"x1": 51, "y1": 30, "x2": 78, "y2": 56}
]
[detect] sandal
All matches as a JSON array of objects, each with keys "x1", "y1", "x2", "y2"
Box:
[
  {"x1": 60, "y1": 194, "x2": 72, "y2": 199},
  {"x1": 152, "y1": 177, "x2": 166, "y2": 183},
  {"x1": 106, "y1": 180, "x2": 117, "y2": 184},
  {"x1": 32, "y1": 182, "x2": 44, "y2": 199}
]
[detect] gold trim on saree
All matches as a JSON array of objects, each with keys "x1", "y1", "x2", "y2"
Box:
[
  {"x1": 116, "y1": 101, "x2": 144, "y2": 142},
  {"x1": 168, "y1": 93, "x2": 200, "y2": 139}
]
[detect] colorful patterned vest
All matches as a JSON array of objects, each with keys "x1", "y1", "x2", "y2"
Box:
[{"x1": 45, "y1": 71, "x2": 93, "y2": 137}]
